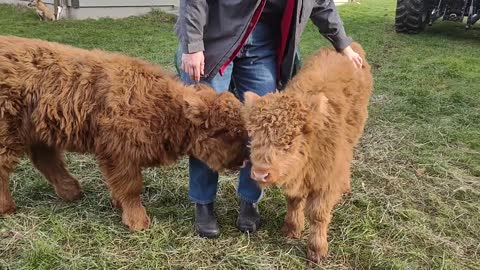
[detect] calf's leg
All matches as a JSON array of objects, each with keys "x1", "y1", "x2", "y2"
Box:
[
  {"x1": 306, "y1": 190, "x2": 342, "y2": 264},
  {"x1": 281, "y1": 195, "x2": 306, "y2": 239},
  {"x1": 99, "y1": 158, "x2": 150, "y2": 231},
  {"x1": 0, "y1": 152, "x2": 19, "y2": 215},
  {"x1": 29, "y1": 144, "x2": 82, "y2": 201},
  {"x1": 0, "y1": 123, "x2": 22, "y2": 215}
]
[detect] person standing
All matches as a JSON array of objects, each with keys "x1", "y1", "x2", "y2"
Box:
[{"x1": 175, "y1": 0, "x2": 363, "y2": 238}]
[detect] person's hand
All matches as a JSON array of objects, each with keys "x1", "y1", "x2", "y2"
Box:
[
  {"x1": 341, "y1": 46, "x2": 363, "y2": 69},
  {"x1": 181, "y1": 51, "x2": 205, "y2": 82}
]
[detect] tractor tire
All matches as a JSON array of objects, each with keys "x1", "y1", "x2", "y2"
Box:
[{"x1": 395, "y1": 0, "x2": 431, "y2": 34}]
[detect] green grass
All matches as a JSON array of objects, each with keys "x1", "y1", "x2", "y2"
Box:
[{"x1": 0, "y1": 1, "x2": 479, "y2": 269}]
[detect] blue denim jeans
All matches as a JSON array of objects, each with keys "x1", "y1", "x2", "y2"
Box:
[{"x1": 178, "y1": 23, "x2": 277, "y2": 204}]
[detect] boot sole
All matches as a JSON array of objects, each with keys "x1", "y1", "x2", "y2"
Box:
[
  {"x1": 195, "y1": 226, "x2": 220, "y2": 239},
  {"x1": 197, "y1": 231, "x2": 220, "y2": 239},
  {"x1": 236, "y1": 219, "x2": 261, "y2": 233}
]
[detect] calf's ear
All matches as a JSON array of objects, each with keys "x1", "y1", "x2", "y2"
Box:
[
  {"x1": 183, "y1": 93, "x2": 208, "y2": 126},
  {"x1": 310, "y1": 93, "x2": 329, "y2": 116},
  {"x1": 303, "y1": 93, "x2": 329, "y2": 134},
  {"x1": 244, "y1": 91, "x2": 261, "y2": 107}
]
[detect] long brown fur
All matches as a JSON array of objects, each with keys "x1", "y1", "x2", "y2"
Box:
[
  {"x1": 243, "y1": 42, "x2": 373, "y2": 263},
  {"x1": 0, "y1": 35, "x2": 249, "y2": 230}
]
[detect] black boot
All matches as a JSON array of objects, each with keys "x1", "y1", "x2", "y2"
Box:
[
  {"x1": 236, "y1": 199, "x2": 261, "y2": 233},
  {"x1": 195, "y1": 203, "x2": 220, "y2": 238}
]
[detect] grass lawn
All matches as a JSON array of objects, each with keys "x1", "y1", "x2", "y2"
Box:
[{"x1": 0, "y1": 0, "x2": 479, "y2": 269}]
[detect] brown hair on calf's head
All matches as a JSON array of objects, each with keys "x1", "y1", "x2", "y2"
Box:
[{"x1": 183, "y1": 84, "x2": 249, "y2": 172}]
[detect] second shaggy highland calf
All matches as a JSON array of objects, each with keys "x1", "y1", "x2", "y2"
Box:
[{"x1": 244, "y1": 42, "x2": 373, "y2": 263}]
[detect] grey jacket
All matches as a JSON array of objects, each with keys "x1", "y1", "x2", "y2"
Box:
[{"x1": 175, "y1": 0, "x2": 352, "y2": 87}]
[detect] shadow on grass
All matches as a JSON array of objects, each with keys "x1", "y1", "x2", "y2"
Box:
[{"x1": 421, "y1": 22, "x2": 480, "y2": 41}]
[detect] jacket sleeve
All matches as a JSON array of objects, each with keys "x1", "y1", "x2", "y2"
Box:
[
  {"x1": 309, "y1": 0, "x2": 352, "y2": 51},
  {"x1": 176, "y1": 0, "x2": 209, "y2": 54}
]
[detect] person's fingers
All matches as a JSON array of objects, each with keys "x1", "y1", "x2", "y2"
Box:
[
  {"x1": 185, "y1": 65, "x2": 191, "y2": 79},
  {"x1": 354, "y1": 57, "x2": 361, "y2": 69},
  {"x1": 350, "y1": 55, "x2": 362, "y2": 69},
  {"x1": 192, "y1": 64, "x2": 200, "y2": 82},
  {"x1": 350, "y1": 58, "x2": 356, "y2": 68},
  {"x1": 182, "y1": 53, "x2": 204, "y2": 81},
  {"x1": 357, "y1": 56, "x2": 363, "y2": 68},
  {"x1": 187, "y1": 65, "x2": 195, "y2": 81}
]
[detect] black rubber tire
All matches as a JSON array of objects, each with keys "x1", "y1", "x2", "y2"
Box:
[{"x1": 395, "y1": 0, "x2": 431, "y2": 34}]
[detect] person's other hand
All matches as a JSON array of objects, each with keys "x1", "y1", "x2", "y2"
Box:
[
  {"x1": 181, "y1": 51, "x2": 205, "y2": 82},
  {"x1": 341, "y1": 46, "x2": 363, "y2": 69}
]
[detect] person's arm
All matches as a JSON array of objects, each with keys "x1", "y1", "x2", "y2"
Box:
[
  {"x1": 310, "y1": 0, "x2": 362, "y2": 68},
  {"x1": 177, "y1": 0, "x2": 209, "y2": 81}
]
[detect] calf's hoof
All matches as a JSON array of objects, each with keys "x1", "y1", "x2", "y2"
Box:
[
  {"x1": 55, "y1": 180, "x2": 83, "y2": 202},
  {"x1": 0, "y1": 200, "x2": 16, "y2": 216},
  {"x1": 281, "y1": 222, "x2": 303, "y2": 239},
  {"x1": 307, "y1": 244, "x2": 328, "y2": 265},
  {"x1": 122, "y1": 207, "x2": 151, "y2": 231},
  {"x1": 111, "y1": 198, "x2": 122, "y2": 209}
]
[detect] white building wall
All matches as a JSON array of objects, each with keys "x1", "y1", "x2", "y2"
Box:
[{"x1": 0, "y1": 0, "x2": 352, "y2": 20}]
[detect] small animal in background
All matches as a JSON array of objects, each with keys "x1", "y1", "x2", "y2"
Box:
[{"x1": 34, "y1": 0, "x2": 55, "y2": 21}]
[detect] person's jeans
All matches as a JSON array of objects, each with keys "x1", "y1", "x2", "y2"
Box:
[{"x1": 178, "y1": 23, "x2": 277, "y2": 204}]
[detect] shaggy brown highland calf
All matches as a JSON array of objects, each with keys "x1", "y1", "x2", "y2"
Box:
[
  {"x1": 243, "y1": 42, "x2": 373, "y2": 263},
  {"x1": 0, "y1": 36, "x2": 249, "y2": 230}
]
